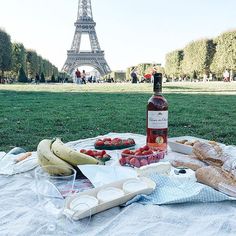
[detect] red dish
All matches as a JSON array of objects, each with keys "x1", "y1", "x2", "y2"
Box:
[{"x1": 95, "y1": 137, "x2": 135, "y2": 150}]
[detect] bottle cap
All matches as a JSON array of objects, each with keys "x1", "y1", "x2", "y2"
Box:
[{"x1": 153, "y1": 73, "x2": 162, "y2": 92}]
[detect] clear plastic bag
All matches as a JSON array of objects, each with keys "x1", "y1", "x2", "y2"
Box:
[
  {"x1": 34, "y1": 165, "x2": 91, "y2": 234},
  {"x1": 222, "y1": 145, "x2": 236, "y2": 176},
  {"x1": 218, "y1": 182, "x2": 236, "y2": 198}
]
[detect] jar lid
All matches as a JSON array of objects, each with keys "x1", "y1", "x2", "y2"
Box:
[
  {"x1": 70, "y1": 195, "x2": 98, "y2": 212},
  {"x1": 97, "y1": 187, "x2": 124, "y2": 203},
  {"x1": 123, "y1": 179, "x2": 148, "y2": 193}
]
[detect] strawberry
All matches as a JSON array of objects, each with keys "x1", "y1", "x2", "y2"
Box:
[
  {"x1": 123, "y1": 141, "x2": 131, "y2": 146},
  {"x1": 159, "y1": 152, "x2": 165, "y2": 159},
  {"x1": 113, "y1": 138, "x2": 122, "y2": 142},
  {"x1": 135, "y1": 151, "x2": 143, "y2": 156},
  {"x1": 143, "y1": 145, "x2": 150, "y2": 151},
  {"x1": 127, "y1": 138, "x2": 135, "y2": 144},
  {"x1": 139, "y1": 147, "x2": 144, "y2": 152},
  {"x1": 102, "y1": 154, "x2": 110, "y2": 158},
  {"x1": 147, "y1": 155, "x2": 156, "y2": 164},
  {"x1": 80, "y1": 149, "x2": 86, "y2": 153},
  {"x1": 134, "y1": 160, "x2": 141, "y2": 168},
  {"x1": 152, "y1": 155, "x2": 158, "y2": 161},
  {"x1": 95, "y1": 155, "x2": 103, "y2": 159},
  {"x1": 130, "y1": 158, "x2": 141, "y2": 168},
  {"x1": 101, "y1": 150, "x2": 106, "y2": 156},
  {"x1": 104, "y1": 141, "x2": 111, "y2": 146},
  {"x1": 95, "y1": 140, "x2": 104, "y2": 146},
  {"x1": 125, "y1": 156, "x2": 132, "y2": 164},
  {"x1": 119, "y1": 157, "x2": 126, "y2": 166},
  {"x1": 140, "y1": 159, "x2": 148, "y2": 166},
  {"x1": 86, "y1": 150, "x2": 95, "y2": 157},
  {"x1": 114, "y1": 142, "x2": 122, "y2": 146},
  {"x1": 103, "y1": 138, "x2": 112, "y2": 142},
  {"x1": 101, "y1": 154, "x2": 111, "y2": 162},
  {"x1": 113, "y1": 139, "x2": 122, "y2": 145},
  {"x1": 142, "y1": 150, "x2": 153, "y2": 155},
  {"x1": 122, "y1": 149, "x2": 131, "y2": 155}
]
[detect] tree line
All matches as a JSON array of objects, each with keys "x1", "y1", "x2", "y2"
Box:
[
  {"x1": 2, "y1": 27, "x2": 235, "y2": 84},
  {"x1": 125, "y1": 30, "x2": 235, "y2": 82},
  {"x1": 165, "y1": 30, "x2": 236, "y2": 80},
  {"x1": 0, "y1": 28, "x2": 65, "y2": 83}
]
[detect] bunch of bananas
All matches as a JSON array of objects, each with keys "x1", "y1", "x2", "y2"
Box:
[{"x1": 37, "y1": 138, "x2": 103, "y2": 175}]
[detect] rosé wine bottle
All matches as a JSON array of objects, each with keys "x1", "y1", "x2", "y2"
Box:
[{"x1": 146, "y1": 73, "x2": 168, "y2": 152}]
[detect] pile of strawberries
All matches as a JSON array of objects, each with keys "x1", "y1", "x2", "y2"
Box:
[
  {"x1": 80, "y1": 149, "x2": 111, "y2": 162},
  {"x1": 119, "y1": 145, "x2": 164, "y2": 168},
  {"x1": 95, "y1": 137, "x2": 135, "y2": 149}
]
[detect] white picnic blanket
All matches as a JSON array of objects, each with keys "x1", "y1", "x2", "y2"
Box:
[
  {"x1": 1, "y1": 133, "x2": 236, "y2": 236},
  {"x1": 1, "y1": 169, "x2": 236, "y2": 236}
]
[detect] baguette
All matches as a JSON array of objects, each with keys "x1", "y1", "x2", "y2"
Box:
[
  {"x1": 193, "y1": 142, "x2": 228, "y2": 167},
  {"x1": 171, "y1": 157, "x2": 207, "y2": 171},
  {"x1": 195, "y1": 166, "x2": 236, "y2": 191}
]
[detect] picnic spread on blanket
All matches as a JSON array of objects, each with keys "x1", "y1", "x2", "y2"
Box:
[
  {"x1": 1, "y1": 133, "x2": 236, "y2": 233},
  {"x1": 0, "y1": 133, "x2": 236, "y2": 235}
]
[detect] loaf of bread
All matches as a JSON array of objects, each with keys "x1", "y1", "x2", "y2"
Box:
[
  {"x1": 171, "y1": 157, "x2": 207, "y2": 171},
  {"x1": 193, "y1": 142, "x2": 228, "y2": 167},
  {"x1": 195, "y1": 166, "x2": 236, "y2": 191}
]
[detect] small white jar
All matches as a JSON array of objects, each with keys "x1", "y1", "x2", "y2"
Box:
[
  {"x1": 123, "y1": 179, "x2": 148, "y2": 194},
  {"x1": 70, "y1": 195, "x2": 99, "y2": 212},
  {"x1": 97, "y1": 187, "x2": 125, "y2": 203}
]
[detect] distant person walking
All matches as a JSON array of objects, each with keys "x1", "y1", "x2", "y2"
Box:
[
  {"x1": 223, "y1": 69, "x2": 230, "y2": 82},
  {"x1": 35, "y1": 73, "x2": 40, "y2": 84},
  {"x1": 93, "y1": 76, "x2": 97, "y2": 83},
  {"x1": 75, "y1": 69, "x2": 81, "y2": 84},
  {"x1": 230, "y1": 69, "x2": 233, "y2": 82},
  {"x1": 81, "y1": 70, "x2": 86, "y2": 84},
  {"x1": 130, "y1": 67, "x2": 138, "y2": 83}
]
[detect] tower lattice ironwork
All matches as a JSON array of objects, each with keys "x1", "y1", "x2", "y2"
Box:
[{"x1": 62, "y1": 0, "x2": 111, "y2": 76}]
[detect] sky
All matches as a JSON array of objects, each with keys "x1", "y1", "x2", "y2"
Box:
[{"x1": 0, "y1": 0, "x2": 236, "y2": 71}]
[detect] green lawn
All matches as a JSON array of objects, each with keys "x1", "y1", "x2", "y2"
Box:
[{"x1": 1, "y1": 82, "x2": 236, "y2": 152}]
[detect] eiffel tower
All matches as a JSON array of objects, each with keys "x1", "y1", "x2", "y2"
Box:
[{"x1": 62, "y1": 0, "x2": 111, "y2": 76}]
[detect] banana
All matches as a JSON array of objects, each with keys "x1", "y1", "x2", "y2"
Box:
[
  {"x1": 51, "y1": 138, "x2": 104, "y2": 166},
  {"x1": 37, "y1": 139, "x2": 74, "y2": 176}
]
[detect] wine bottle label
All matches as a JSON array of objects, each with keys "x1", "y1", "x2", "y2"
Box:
[{"x1": 148, "y1": 111, "x2": 168, "y2": 129}]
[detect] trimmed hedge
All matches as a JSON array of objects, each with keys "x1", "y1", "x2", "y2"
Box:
[
  {"x1": 210, "y1": 31, "x2": 236, "y2": 77},
  {"x1": 165, "y1": 30, "x2": 235, "y2": 79},
  {"x1": 165, "y1": 50, "x2": 183, "y2": 78}
]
